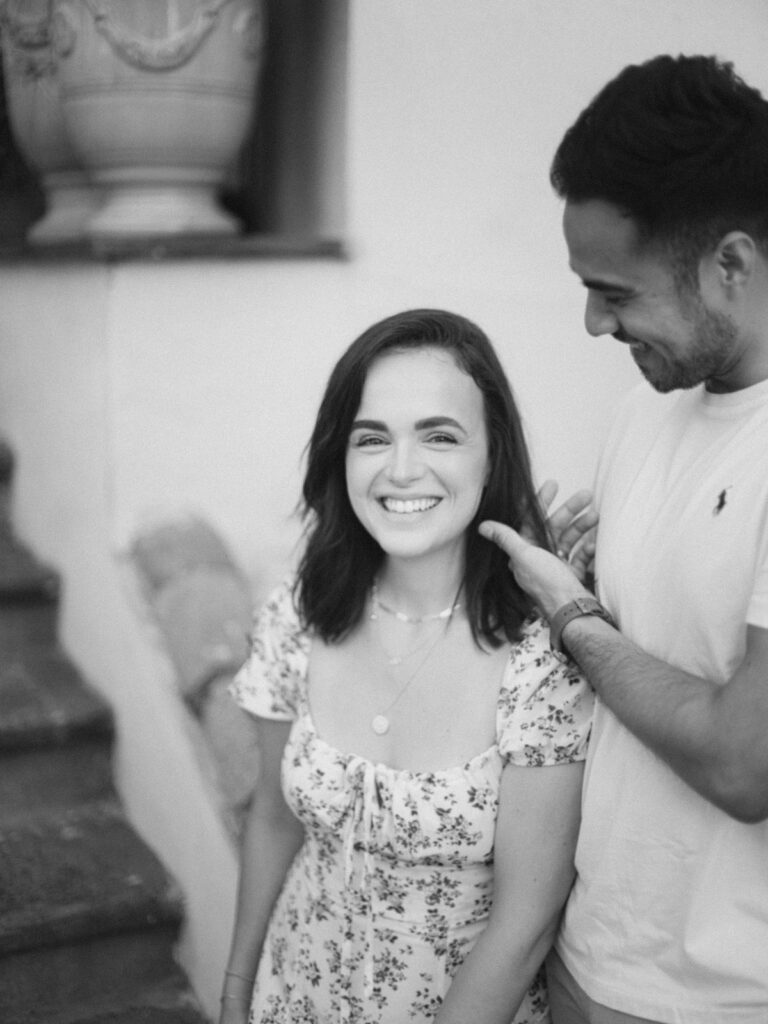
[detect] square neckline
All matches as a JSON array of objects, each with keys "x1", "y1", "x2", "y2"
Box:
[{"x1": 299, "y1": 630, "x2": 513, "y2": 779}]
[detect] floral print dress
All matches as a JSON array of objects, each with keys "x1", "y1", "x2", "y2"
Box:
[{"x1": 230, "y1": 579, "x2": 593, "y2": 1024}]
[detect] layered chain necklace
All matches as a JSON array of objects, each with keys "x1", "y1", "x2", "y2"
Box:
[{"x1": 368, "y1": 580, "x2": 461, "y2": 736}]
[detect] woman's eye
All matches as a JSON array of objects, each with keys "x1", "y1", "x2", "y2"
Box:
[
  {"x1": 352, "y1": 434, "x2": 387, "y2": 448},
  {"x1": 426, "y1": 432, "x2": 457, "y2": 445}
]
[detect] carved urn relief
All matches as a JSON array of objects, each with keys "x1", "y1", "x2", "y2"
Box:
[
  {"x1": 53, "y1": 0, "x2": 264, "y2": 237},
  {"x1": 0, "y1": 0, "x2": 100, "y2": 244}
]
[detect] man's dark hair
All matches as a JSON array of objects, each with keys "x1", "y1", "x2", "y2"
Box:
[
  {"x1": 551, "y1": 55, "x2": 768, "y2": 276},
  {"x1": 295, "y1": 309, "x2": 552, "y2": 648}
]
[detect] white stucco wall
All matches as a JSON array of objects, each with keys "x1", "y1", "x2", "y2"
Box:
[{"x1": 2, "y1": 2, "x2": 768, "y2": 1016}]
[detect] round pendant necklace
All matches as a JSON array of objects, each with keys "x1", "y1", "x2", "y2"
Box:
[
  {"x1": 370, "y1": 628, "x2": 446, "y2": 735},
  {"x1": 368, "y1": 585, "x2": 457, "y2": 736}
]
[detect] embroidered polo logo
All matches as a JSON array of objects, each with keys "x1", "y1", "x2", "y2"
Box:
[{"x1": 713, "y1": 487, "x2": 732, "y2": 515}]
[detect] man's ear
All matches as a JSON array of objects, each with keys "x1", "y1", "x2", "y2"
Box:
[{"x1": 711, "y1": 231, "x2": 757, "y2": 291}]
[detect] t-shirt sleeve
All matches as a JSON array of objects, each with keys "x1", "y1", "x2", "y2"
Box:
[
  {"x1": 498, "y1": 617, "x2": 594, "y2": 767},
  {"x1": 229, "y1": 576, "x2": 307, "y2": 721}
]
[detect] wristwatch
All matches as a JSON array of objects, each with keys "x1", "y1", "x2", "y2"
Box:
[{"x1": 549, "y1": 596, "x2": 616, "y2": 659}]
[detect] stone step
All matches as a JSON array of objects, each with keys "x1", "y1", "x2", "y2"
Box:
[
  {"x1": 0, "y1": 800, "x2": 192, "y2": 1020},
  {"x1": 0, "y1": 737, "x2": 115, "y2": 819},
  {"x1": 0, "y1": 597, "x2": 60, "y2": 649},
  {"x1": 0, "y1": 640, "x2": 116, "y2": 814},
  {"x1": 0, "y1": 525, "x2": 60, "y2": 649},
  {"x1": 0, "y1": 800, "x2": 183, "y2": 955},
  {"x1": 0, "y1": 645, "x2": 113, "y2": 753},
  {"x1": 0, "y1": 524, "x2": 60, "y2": 602},
  {"x1": 68, "y1": 1001, "x2": 210, "y2": 1024},
  {"x1": 0, "y1": 935, "x2": 203, "y2": 1024}
]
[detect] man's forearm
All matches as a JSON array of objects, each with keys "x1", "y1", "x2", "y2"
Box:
[
  {"x1": 476, "y1": 519, "x2": 768, "y2": 822},
  {"x1": 561, "y1": 616, "x2": 768, "y2": 822}
]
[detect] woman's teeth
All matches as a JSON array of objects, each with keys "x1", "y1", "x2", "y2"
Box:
[{"x1": 381, "y1": 497, "x2": 440, "y2": 514}]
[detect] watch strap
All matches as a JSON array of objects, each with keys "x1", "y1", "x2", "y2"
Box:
[{"x1": 549, "y1": 596, "x2": 616, "y2": 655}]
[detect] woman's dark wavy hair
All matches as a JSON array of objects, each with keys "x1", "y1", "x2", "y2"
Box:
[
  {"x1": 551, "y1": 54, "x2": 768, "y2": 280},
  {"x1": 295, "y1": 309, "x2": 552, "y2": 649}
]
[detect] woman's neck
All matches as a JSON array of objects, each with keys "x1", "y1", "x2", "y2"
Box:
[{"x1": 375, "y1": 556, "x2": 465, "y2": 620}]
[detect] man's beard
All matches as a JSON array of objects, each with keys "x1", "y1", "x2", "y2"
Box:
[{"x1": 640, "y1": 303, "x2": 737, "y2": 393}]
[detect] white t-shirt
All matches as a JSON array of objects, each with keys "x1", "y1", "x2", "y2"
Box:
[{"x1": 556, "y1": 379, "x2": 768, "y2": 1023}]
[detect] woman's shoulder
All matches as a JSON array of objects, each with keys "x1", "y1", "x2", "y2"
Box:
[
  {"x1": 506, "y1": 614, "x2": 558, "y2": 674},
  {"x1": 504, "y1": 613, "x2": 587, "y2": 689},
  {"x1": 496, "y1": 614, "x2": 594, "y2": 766},
  {"x1": 259, "y1": 573, "x2": 303, "y2": 629},
  {"x1": 255, "y1": 572, "x2": 310, "y2": 661},
  {"x1": 228, "y1": 573, "x2": 309, "y2": 721}
]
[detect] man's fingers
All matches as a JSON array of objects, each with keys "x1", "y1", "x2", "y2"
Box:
[
  {"x1": 549, "y1": 489, "x2": 594, "y2": 530},
  {"x1": 549, "y1": 489, "x2": 597, "y2": 556},
  {"x1": 478, "y1": 520, "x2": 528, "y2": 559},
  {"x1": 558, "y1": 506, "x2": 599, "y2": 551},
  {"x1": 536, "y1": 479, "x2": 559, "y2": 514}
]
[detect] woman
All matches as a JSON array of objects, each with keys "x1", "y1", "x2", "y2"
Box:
[{"x1": 220, "y1": 310, "x2": 593, "y2": 1024}]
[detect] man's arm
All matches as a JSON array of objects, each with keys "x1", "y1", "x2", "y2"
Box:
[{"x1": 479, "y1": 520, "x2": 768, "y2": 824}]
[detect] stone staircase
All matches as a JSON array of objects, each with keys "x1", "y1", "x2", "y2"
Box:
[{"x1": 0, "y1": 444, "x2": 209, "y2": 1024}]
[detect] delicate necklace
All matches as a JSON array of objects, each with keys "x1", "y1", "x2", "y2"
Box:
[
  {"x1": 370, "y1": 579, "x2": 461, "y2": 624},
  {"x1": 370, "y1": 628, "x2": 448, "y2": 735},
  {"x1": 368, "y1": 588, "x2": 457, "y2": 736},
  {"x1": 368, "y1": 607, "x2": 443, "y2": 667},
  {"x1": 370, "y1": 618, "x2": 442, "y2": 667}
]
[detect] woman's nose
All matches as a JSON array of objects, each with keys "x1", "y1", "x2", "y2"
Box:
[
  {"x1": 584, "y1": 290, "x2": 619, "y2": 337},
  {"x1": 387, "y1": 441, "x2": 423, "y2": 484}
]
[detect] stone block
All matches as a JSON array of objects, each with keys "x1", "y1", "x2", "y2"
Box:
[
  {"x1": 151, "y1": 567, "x2": 252, "y2": 703},
  {"x1": 131, "y1": 517, "x2": 237, "y2": 595},
  {"x1": 128, "y1": 515, "x2": 260, "y2": 835}
]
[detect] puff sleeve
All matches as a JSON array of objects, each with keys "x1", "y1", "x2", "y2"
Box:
[
  {"x1": 498, "y1": 616, "x2": 594, "y2": 767},
  {"x1": 229, "y1": 576, "x2": 308, "y2": 721}
]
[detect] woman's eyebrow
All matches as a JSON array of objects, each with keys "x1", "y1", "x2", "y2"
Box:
[
  {"x1": 415, "y1": 416, "x2": 466, "y2": 431},
  {"x1": 349, "y1": 416, "x2": 467, "y2": 432},
  {"x1": 350, "y1": 418, "x2": 387, "y2": 431}
]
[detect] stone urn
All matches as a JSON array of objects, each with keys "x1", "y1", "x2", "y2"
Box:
[
  {"x1": 53, "y1": 0, "x2": 264, "y2": 238},
  {"x1": 0, "y1": 0, "x2": 100, "y2": 244}
]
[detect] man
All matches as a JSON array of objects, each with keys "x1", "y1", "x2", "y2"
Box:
[{"x1": 480, "y1": 55, "x2": 768, "y2": 1023}]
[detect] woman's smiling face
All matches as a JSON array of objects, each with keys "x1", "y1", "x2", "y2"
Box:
[{"x1": 345, "y1": 346, "x2": 489, "y2": 569}]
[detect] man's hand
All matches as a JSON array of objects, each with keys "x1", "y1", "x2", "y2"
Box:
[
  {"x1": 533, "y1": 480, "x2": 597, "y2": 585},
  {"x1": 479, "y1": 519, "x2": 590, "y2": 620}
]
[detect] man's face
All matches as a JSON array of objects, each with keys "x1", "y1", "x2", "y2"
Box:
[{"x1": 563, "y1": 199, "x2": 737, "y2": 393}]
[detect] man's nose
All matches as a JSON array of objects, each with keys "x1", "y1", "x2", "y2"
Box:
[{"x1": 584, "y1": 290, "x2": 619, "y2": 337}]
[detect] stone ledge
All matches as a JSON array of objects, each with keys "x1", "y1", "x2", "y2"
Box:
[{"x1": 0, "y1": 233, "x2": 346, "y2": 265}]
